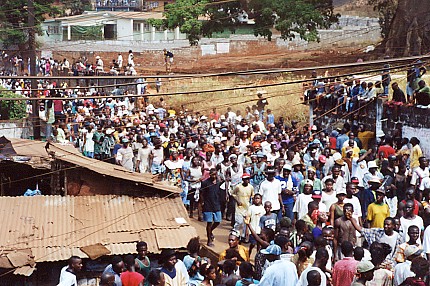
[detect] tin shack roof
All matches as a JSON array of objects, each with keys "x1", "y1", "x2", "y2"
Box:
[
  {"x1": 1, "y1": 138, "x2": 180, "y2": 194},
  {"x1": 0, "y1": 195, "x2": 196, "y2": 267}
]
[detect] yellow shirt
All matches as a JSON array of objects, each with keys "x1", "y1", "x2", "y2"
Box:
[
  {"x1": 219, "y1": 245, "x2": 249, "y2": 264},
  {"x1": 358, "y1": 131, "x2": 375, "y2": 150},
  {"x1": 367, "y1": 203, "x2": 389, "y2": 228},
  {"x1": 231, "y1": 184, "x2": 254, "y2": 216},
  {"x1": 411, "y1": 145, "x2": 423, "y2": 169},
  {"x1": 341, "y1": 146, "x2": 360, "y2": 158}
]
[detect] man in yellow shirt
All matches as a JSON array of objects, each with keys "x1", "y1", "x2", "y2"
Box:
[
  {"x1": 219, "y1": 230, "x2": 250, "y2": 264},
  {"x1": 410, "y1": 137, "x2": 422, "y2": 170},
  {"x1": 367, "y1": 189, "x2": 389, "y2": 228},
  {"x1": 231, "y1": 173, "x2": 254, "y2": 240},
  {"x1": 358, "y1": 124, "x2": 375, "y2": 151}
]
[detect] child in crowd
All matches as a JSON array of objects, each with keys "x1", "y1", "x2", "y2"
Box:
[{"x1": 246, "y1": 194, "x2": 265, "y2": 256}]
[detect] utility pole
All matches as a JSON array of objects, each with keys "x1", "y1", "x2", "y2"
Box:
[{"x1": 28, "y1": 0, "x2": 41, "y2": 139}]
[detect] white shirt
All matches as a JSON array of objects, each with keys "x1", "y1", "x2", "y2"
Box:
[
  {"x1": 400, "y1": 216, "x2": 424, "y2": 243},
  {"x1": 58, "y1": 266, "x2": 77, "y2": 286},
  {"x1": 352, "y1": 158, "x2": 368, "y2": 188},
  {"x1": 257, "y1": 260, "x2": 298, "y2": 286},
  {"x1": 297, "y1": 266, "x2": 327, "y2": 286},
  {"x1": 344, "y1": 195, "x2": 363, "y2": 219},
  {"x1": 394, "y1": 261, "x2": 414, "y2": 286},
  {"x1": 423, "y1": 225, "x2": 430, "y2": 254},
  {"x1": 259, "y1": 178, "x2": 282, "y2": 211},
  {"x1": 293, "y1": 193, "x2": 313, "y2": 220}
]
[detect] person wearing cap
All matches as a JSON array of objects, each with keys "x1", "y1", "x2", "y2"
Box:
[
  {"x1": 366, "y1": 188, "x2": 389, "y2": 229},
  {"x1": 299, "y1": 166, "x2": 322, "y2": 194},
  {"x1": 342, "y1": 139, "x2": 360, "y2": 159},
  {"x1": 116, "y1": 137, "x2": 134, "y2": 172},
  {"x1": 394, "y1": 245, "x2": 423, "y2": 286},
  {"x1": 351, "y1": 260, "x2": 375, "y2": 286},
  {"x1": 231, "y1": 173, "x2": 254, "y2": 241},
  {"x1": 258, "y1": 244, "x2": 298, "y2": 286},
  {"x1": 259, "y1": 167, "x2": 283, "y2": 218},
  {"x1": 363, "y1": 160, "x2": 384, "y2": 189},
  {"x1": 276, "y1": 164, "x2": 295, "y2": 221},
  {"x1": 293, "y1": 179, "x2": 314, "y2": 222}
]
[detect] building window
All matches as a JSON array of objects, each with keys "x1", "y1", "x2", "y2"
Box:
[
  {"x1": 133, "y1": 22, "x2": 141, "y2": 32},
  {"x1": 47, "y1": 25, "x2": 60, "y2": 34},
  {"x1": 145, "y1": 1, "x2": 159, "y2": 10}
]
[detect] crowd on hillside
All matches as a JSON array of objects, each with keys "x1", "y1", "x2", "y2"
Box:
[
  {"x1": 2, "y1": 54, "x2": 430, "y2": 285},
  {"x1": 1, "y1": 49, "x2": 174, "y2": 78},
  {"x1": 46, "y1": 69, "x2": 430, "y2": 286}
]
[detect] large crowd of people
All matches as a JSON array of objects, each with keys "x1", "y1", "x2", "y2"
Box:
[{"x1": 2, "y1": 55, "x2": 430, "y2": 285}]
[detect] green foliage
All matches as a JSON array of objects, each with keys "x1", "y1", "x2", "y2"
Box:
[
  {"x1": 0, "y1": 0, "x2": 61, "y2": 48},
  {"x1": 147, "y1": 18, "x2": 165, "y2": 29},
  {"x1": 163, "y1": 0, "x2": 339, "y2": 45},
  {"x1": 368, "y1": 0, "x2": 397, "y2": 39},
  {"x1": 62, "y1": 0, "x2": 92, "y2": 16},
  {"x1": 0, "y1": 89, "x2": 27, "y2": 120}
]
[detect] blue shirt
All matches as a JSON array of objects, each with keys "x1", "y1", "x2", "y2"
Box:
[{"x1": 276, "y1": 175, "x2": 294, "y2": 204}]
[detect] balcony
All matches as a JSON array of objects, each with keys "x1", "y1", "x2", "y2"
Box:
[{"x1": 95, "y1": 0, "x2": 140, "y2": 11}]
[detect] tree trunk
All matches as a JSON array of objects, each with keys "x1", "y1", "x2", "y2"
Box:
[{"x1": 385, "y1": 0, "x2": 430, "y2": 56}]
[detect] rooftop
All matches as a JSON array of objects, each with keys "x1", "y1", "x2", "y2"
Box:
[{"x1": 0, "y1": 195, "x2": 196, "y2": 274}]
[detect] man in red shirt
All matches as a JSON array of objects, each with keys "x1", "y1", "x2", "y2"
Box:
[
  {"x1": 120, "y1": 254, "x2": 144, "y2": 286},
  {"x1": 332, "y1": 241, "x2": 359, "y2": 286},
  {"x1": 378, "y1": 136, "x2": 396, "y2": 159}
]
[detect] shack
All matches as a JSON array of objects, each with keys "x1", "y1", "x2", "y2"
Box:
[
  {"x1": 0, "y1": 195, "x2": 196, "y2": 284},
  {"x1": 0, "y1": 136, "x2": 180, "y2": 196}
]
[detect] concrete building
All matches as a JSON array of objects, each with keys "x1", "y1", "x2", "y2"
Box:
[{"x1": 40, "y1": 11, "x2": 185, "y2": 43}]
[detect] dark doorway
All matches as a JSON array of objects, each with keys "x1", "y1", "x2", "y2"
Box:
[{"x1": 104, "y1": 24, "x2": 116, "y2": 39}]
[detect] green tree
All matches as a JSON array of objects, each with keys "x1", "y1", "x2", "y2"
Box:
[
  {"x1": 368, "y1": 0, "x2": 397, "y2": 39},
  {"x1": 0, "y1": 0, "x2": 60, "y2": 50},
  {"x1": 0, "y1": 89, "x2": 27, "y2": 120},
  {"x1": 63, "y1": 0, "x2": 92, "y2": 16},
  {"x1": 161, "y1": 0, "x2": 339, "y2": 45}
]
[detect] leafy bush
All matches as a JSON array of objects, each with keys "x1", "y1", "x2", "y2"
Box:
[{"x1": 0, "y1": 88, "x2": 27, "y2": 120}]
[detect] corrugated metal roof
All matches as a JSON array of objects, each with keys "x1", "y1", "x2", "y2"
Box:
[
  {"x1": 5, "y1": 138, "x2": 181, "y2": 194},
  {"x1": 0, "y1": 195, "x2": 196, "y2": 263}
]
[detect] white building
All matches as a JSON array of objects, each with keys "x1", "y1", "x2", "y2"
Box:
[{"x1": 40, "y1": 11, "x2": 186, "y2": 43}]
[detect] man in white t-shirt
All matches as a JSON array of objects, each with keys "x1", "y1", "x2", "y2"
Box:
[
  {"x1": 58, "y1": 256, "x2": 82, "y2": 286},
  {"x1": 258, "y1": 168, "x2": 283, "y2": 215},
  {"x1": 400, "y1": 200, "x2": 424, "y2": 243}
]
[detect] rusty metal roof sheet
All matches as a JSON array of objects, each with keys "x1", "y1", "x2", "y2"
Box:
[
  {"x1": 0, "y1": 195, "x2": 196, "y2": 263},
  {"x1": 4, "y1": 138, "x2": 180, "y2": 194}
]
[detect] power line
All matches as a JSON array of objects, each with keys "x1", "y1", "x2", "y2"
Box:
[{"x1": 0, "y1": 59, "x2": 418, "y2": 101}]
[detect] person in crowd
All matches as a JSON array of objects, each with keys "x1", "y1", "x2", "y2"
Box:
[
  {"x1": 135, "y1": 242, "x2": 151, "y2": 284},
  {"x1": 332, "y1": 241, "x2": 359, "y2": 286},
  {"x1": 103, "y1": 256, "x2": 124, "y2": 286},
  {"x1": 257, "y1": 244, "x2": 298, "y2": 286},
  {"x1": 58, "y1": 256, "x2": 82, "y2": 286},
  {"x1": 219, "y1": 230, "x2": 249, "y2": 264},
  {"x1": 121, "y1": 254, "x2": 144, "y2": 286},
  {"x1": 201, "y1": 168, "x2": 222, "y2": 246},
  {"x1": 351, "y1": 260, "x2": 375, "y2": 286},
  {"x1": 159, "y1": 249, "x2": 188, "y2": 286},
  {"x1": 394, "y1": 245, "x2": 423, "y2": 286}
]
